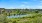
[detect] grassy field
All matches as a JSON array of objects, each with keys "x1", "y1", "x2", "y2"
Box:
[
  {"x1": 1, "y1": 13, "x2": 42, "y2": 23},
  {"x1": 0, "y1": 9, "x2": 42, "y2": 23}
]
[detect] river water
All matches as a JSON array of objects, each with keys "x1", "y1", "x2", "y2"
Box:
[{"x1": 7, "y1": 14, "x2": 29, "y2": 18}]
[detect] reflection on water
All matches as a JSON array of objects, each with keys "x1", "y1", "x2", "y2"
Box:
[{"x1": 7, "y1": 14, "x2": 28, "y2": 18}]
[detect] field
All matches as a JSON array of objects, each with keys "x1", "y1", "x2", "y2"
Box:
[{"x1": 0, "y1": 9, "x2": 42, "y2": 23}]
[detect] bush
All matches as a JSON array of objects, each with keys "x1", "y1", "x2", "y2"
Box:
[{"x1": 12, "y1": 20, "x2": 17, "y2": 23}]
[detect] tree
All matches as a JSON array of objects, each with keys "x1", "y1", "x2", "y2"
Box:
[{"x1": 35, "y1": 10, "x2": 39, "y2": 13}]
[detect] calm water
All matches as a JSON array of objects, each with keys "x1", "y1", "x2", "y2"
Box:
[{"x1": 7, "y1": 14, "x2": 29, "y2": 18}]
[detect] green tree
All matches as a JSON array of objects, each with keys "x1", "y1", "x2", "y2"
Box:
[{"x1": 35, "y1": 10, "x2": 39, "y2": 13}]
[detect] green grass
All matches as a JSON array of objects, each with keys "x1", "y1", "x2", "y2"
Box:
[
  {"x1": 7, "y1": 16, "x2": 42, "y2": 23},
  {"x1": 0, "y1": 13, "x2": 42, "y2": 23},
  {"x1": 4, "y1": 13, "x2": 42, "y2": 23}
]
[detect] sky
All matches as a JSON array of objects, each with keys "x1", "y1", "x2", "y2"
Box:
[{"x1": 0, "y1": 0, "x2": 42, "y2": 9}]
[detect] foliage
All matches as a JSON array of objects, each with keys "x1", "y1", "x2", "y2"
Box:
[{"x1": 0, "y1": 9, "x2": 42, "y2": 23}]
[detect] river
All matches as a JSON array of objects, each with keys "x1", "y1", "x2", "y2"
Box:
[{"x1": 7, "y1": 14, "x2": 29, "y2": 18}]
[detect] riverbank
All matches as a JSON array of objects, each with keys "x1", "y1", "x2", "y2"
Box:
[{"x1": 4, "y1": 13, "x2": 42, "y2": 23}]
